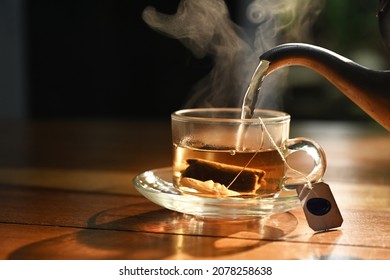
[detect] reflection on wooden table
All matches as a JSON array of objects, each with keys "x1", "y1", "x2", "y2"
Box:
[{"x1": 0, "y1": 119, "x2": 389, "y2": 260}]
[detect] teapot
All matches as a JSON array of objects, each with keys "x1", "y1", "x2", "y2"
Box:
[{"x1": 257, "y1": 0, "x2": 390, "y2": 131}]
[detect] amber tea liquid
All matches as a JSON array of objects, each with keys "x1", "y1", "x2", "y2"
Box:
[{"x1": 173, "y1": 144, "x2": 285, "y2": 196}]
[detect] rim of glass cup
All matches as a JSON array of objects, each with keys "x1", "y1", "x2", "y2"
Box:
[{"x1": 172, "y1": 108, "x2": 290, "y2": 124}]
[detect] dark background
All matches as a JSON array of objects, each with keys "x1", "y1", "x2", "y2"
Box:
[
  {"x1": 1, "y1": 0, "x2": 389, "y2": 121},
  {"x1": 27, "y1": 0, "x2": 201, "y2": 120}
]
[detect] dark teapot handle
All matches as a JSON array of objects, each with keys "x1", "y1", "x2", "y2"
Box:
[{"x1": 378, "y1": 0, "x2": 390, "y2": 53}]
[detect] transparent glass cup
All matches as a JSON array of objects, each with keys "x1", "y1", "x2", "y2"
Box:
[{"x1": 171, "y1": 108, "x2": 326, "y2": 198}]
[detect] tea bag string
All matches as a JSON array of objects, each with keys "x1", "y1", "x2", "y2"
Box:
[
  {"x1": 227, "y1": 116, "x2": 312, "y2": 191},
  {"x1": 226, "y1": 122, "x2": 264, "y2": 189},
  {"x1": 226, "y1": 144, "x2": 260, "y2": 189},
  {"x1": 257, "y1": 117, "x2": 313, "y2": 190}
]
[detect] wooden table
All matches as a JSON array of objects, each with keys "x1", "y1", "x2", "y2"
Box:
[{"x1": 0, "y1": 119, "x2": 390, "y2": 260}]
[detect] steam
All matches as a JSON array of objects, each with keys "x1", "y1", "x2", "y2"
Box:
[{"x1": 142, "y1": 0, "x2": 323, "y2": 109}]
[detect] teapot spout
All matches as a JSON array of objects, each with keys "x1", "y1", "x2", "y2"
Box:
[{"x1": 260, "y1": 43, "x2": 390, "y2": 131}]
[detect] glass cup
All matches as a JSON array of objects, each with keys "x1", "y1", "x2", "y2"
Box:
[{"x1": 171, "y1": 108, "x2": 326, "y2": 198}]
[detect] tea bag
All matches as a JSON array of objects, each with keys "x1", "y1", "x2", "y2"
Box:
[
  {"x1": 182, "y1": 158, "x2": 266, "y2": 193},
  {"x1": 180, "y1": 177, "x2": 240, "y2": 197},
  {"x1": 257, "y1": 117, "x2": 343, "y2": 231}
]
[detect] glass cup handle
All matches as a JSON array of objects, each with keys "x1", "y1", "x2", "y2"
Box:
[{"x1": 282, "y1": 137, "x2": 327, "y2": 190}]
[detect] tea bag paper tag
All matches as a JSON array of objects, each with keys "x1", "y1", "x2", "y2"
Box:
[{"x1": 296, "y1": 182, "x2": 343, "y2": 231}]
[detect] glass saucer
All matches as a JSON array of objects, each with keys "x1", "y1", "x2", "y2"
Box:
[{"x1": 132, "y1": 167, "x2": 300, "y2": 219}]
